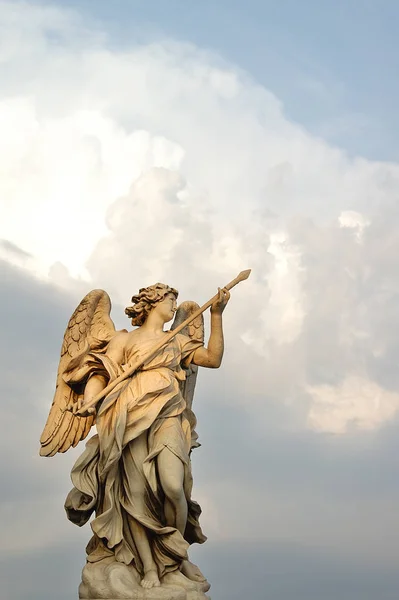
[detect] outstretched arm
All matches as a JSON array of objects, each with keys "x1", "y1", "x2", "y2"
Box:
[{"x1": 191, "y1": 288, "x2": 230, "y2": 369}]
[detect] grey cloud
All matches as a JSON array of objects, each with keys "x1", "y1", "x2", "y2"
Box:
[
  {"x1": 1, "y1": 539, "x2": 399, "y2": 600},
  {"x1": 0, "y1": 260, "x2": 83, "y2": 506},
  {"x1": 0, "y1": 541, "x2": 85, "y2": 600},
  {"x1": 199, "y1": 541, "x2": 399, "y2": 600},
  {"x1": 0, "y1": 239, "x2": 32, "y2": 258}
]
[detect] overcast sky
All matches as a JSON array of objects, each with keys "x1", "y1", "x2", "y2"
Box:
[{"x1": 1, "y1": 1, "x2": 399, "y2": 599}]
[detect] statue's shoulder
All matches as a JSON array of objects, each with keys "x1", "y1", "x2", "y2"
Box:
[{"x1": 107, "y1": 328, "x2": 130, "y2": 348}]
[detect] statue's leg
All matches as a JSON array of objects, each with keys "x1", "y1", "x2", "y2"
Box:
[
  {"x1": 164, "y1": 498, "x2": 174, "y2": 527},
  {"x1": 157, "y1": 447, "x2": 208, "y2": 585},
  {"x1": 157, "y1": 447, "x2": 187, "y2": 535},
  {"x1": 123, "y1": 436, "x2": 160, "y2": 589},
  {"x1": 154, "y1": 419, "x2": 208, "y2": 585},
  {"x1": 126, "y1": 515, "x2": 160, "y2": 589}
]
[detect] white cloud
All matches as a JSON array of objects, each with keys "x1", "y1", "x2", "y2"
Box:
[
  {"x1": 339, "y1": 210, "x2": 370, "y2": 242},
  {"x1": 307, "y1": 375, "x2": 399, "y2": 434},
  {"x1": 2, "y1": 1, "x2": 399, "y2": 434}
]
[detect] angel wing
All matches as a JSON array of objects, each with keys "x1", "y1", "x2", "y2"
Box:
[
  {"x1": 39, "y1": 289, "x2": 117, "y2": 457},
  {"x1": 171, "y1": 301, "x2": 204, "y2": 451}
]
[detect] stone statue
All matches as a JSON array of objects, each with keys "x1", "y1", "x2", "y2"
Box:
[{"x1": 40, "y1": 271, "x2": 250, "y2": 599}]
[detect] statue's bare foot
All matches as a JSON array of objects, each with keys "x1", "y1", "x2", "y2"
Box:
[
  {"x1": 140, "y1": 569, "x2": 160, "y2": 589},
  {"x1": 180, "y1": 560, "x2": 207, "y2": 582}
]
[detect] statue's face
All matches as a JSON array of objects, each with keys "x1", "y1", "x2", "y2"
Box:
[{"x1": 153, "y1": 292, "x2": 177, "y2": 324}]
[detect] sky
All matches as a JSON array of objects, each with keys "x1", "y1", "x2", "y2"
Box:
[{"x1": 1, "y1": 1, "x2": 399, "y2": 599}]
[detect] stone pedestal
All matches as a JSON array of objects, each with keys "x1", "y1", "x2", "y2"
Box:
[{"x1": 79, "y1": 559, "x2": 210, "y2": 600}]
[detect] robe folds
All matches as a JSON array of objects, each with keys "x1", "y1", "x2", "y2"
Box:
[{"x1": 64, "y1": 333, "x2": 206, "y2": 576}]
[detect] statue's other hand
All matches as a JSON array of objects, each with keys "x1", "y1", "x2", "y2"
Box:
[{"x1": 74, "y1": 396, "x2": 97, "y2": 417}]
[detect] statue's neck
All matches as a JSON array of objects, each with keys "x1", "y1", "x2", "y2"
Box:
[{"x1": 140, "y1": 313, "x2": 165, "y2": 335}]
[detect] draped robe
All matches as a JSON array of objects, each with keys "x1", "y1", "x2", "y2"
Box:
[{"x1": 64, "y1": 333, "x2": 206, "y2": 576}]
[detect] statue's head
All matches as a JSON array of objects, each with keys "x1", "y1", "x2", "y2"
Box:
[{"x1": 125, "y1": 283, "x2": 179, "y2": 327}]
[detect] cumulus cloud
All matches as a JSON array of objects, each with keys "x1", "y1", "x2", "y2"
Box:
[{"x1": 2, "y1": 0, "x2": 399, "y2": 439}]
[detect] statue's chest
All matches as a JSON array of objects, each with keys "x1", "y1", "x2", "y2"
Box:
[{"x1": 123, "y1": 337, "x2": 180, "y2": 368}]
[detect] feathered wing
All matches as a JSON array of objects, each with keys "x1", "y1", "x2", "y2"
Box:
[
  {"x1": 171, "y1": 301, "x2": 204, "y2": 450},
  {"x1": 39, "y1": 289, "x2": 117, "y2": 457}
]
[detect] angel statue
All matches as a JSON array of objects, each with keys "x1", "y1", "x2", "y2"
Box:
[{"x1": 40, "y1": 271, "x2": 250, "y2": 599}]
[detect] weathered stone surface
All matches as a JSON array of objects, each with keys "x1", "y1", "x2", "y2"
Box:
[{"x1": 79, "y1": 559, "x2": 210, "y2": 600}]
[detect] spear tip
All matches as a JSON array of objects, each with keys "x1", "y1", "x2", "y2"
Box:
[{"x1": 238, "y1": 269, "x2": 251, "y2": 282}]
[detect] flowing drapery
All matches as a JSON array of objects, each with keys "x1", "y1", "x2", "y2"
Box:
[{"x1": 64, "y1": 333, "x2": 206, "y2": 576}]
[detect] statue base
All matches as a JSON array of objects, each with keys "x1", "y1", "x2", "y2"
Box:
[{"x1": 79, "y1": 558, "x2": 211, "y2": 600}]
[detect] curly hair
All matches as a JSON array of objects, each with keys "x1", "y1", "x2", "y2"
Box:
[{"x1": 125, "y1": 283, "x2": 179, "y2": 327}]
